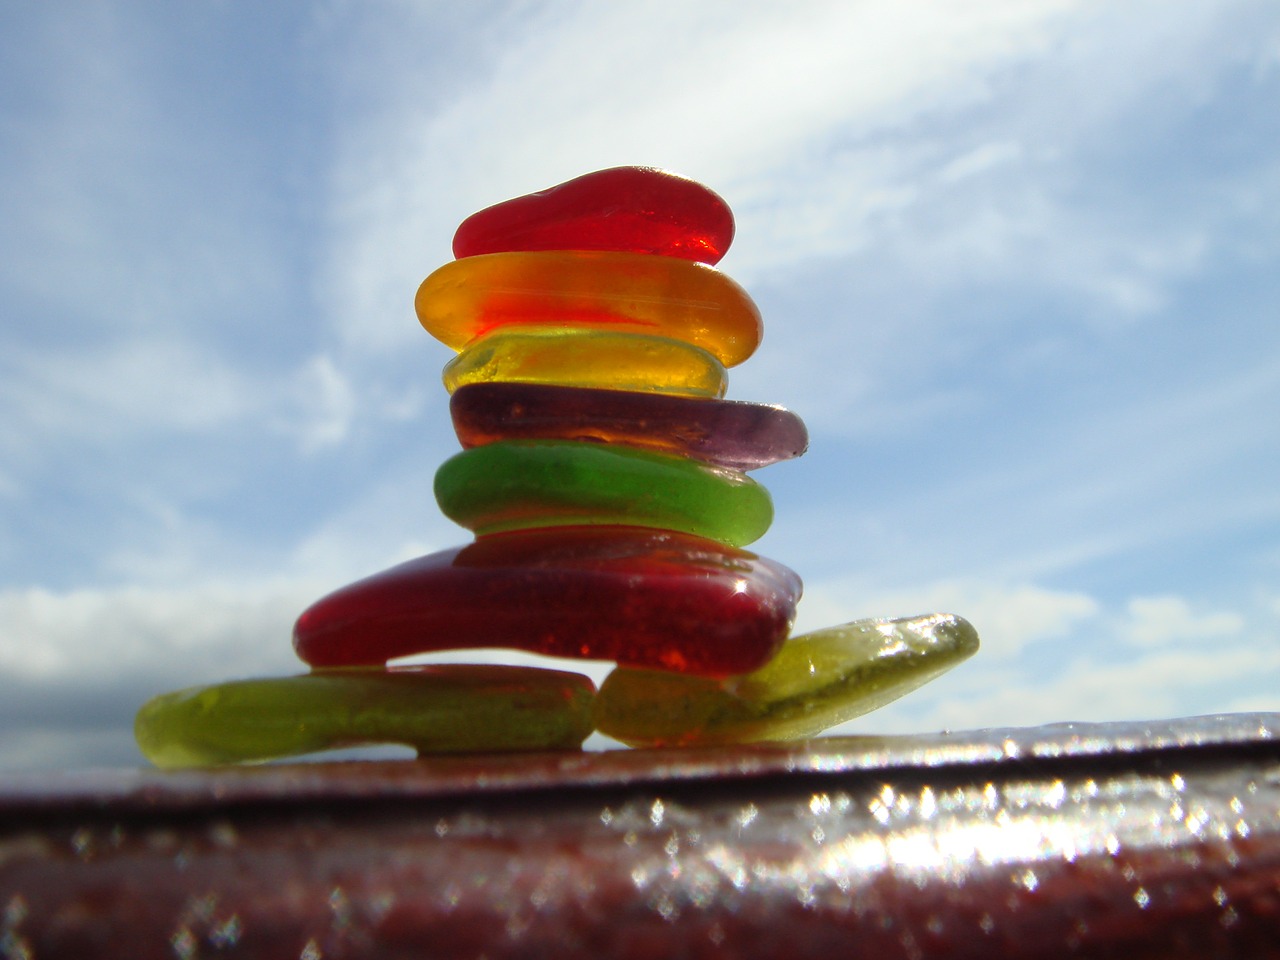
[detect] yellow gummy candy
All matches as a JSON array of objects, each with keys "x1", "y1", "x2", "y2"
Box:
[
  {"x1": 135, "y1": 664, "x2": 598, "y2": 768},
  {"x1": 416, "y1": 250, "x2": 763, "y2": 367},
  {"x1": 593, "y1": 613, "x2": 980, "y2": 747},
  {"x1": 442, "y1": 327, "x2": 729, "y2": 398}
]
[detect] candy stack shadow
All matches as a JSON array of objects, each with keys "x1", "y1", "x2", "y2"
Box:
[{"x1": 134, "y1": 167, "x2": 978, "y2": 767}]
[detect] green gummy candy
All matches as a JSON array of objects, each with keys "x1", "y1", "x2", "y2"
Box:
[
  {"x1": 134, "y1": 664, "x2": 597, "y2": 768},
  {"x1": 593, "y1": 612, "x2": 979, "y2": 747},
  {"x1": 433, "y1": 439, "x2": 773, "y2": 546}
]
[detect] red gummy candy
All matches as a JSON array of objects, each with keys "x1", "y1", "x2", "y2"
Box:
[
  {"x1": 450, "y1": 382, "x2": 809, "y2": 472},
  {"x1": 452, "y1": 166, "x2": 735, "y2": 265},
  {"x1": 293, "y1": 526, "x2": 802, "y2": 677}
]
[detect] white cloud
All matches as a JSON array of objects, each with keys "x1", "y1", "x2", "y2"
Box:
[
  {"x1": 288, "y1": 353, "x2": 357, "y2": 452},
  {"x1": 920, "y1": 642, "x2": 1280, "y2": 732},
  {"x1": 0, "y1": 581, "x2": 318, "y2": 687},
  {"x1": 937, "y1": 141, "x2": 1025, "y2": 184},
  {"x1": 1120, "y1": 596, "x2": 1245, "y2": 649},
  {"x1": 316, "y1": 0, "x2": 1085, "y2": 354},
  {"x1": 1, "y1": 339, "x2": 257, "y2": 442},
  {"x1": 818, "y1": 583, "x2": 1280, "y2": 736},
  {"x1": 795, "y1": 577, "x2": 1099, "y2": 661}
]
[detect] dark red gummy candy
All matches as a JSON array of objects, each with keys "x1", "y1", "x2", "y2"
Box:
[
  {"x1": 452, "y1": 166, "x2": 735, "y2": 265},
  {"x1": 293, "y1": 526, "x2": 801, "y2": 677}
]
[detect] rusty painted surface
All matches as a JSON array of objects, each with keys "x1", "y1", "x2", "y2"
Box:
[{"x1": 3, "y1": 714, "x2": 1279, "y2": 958}]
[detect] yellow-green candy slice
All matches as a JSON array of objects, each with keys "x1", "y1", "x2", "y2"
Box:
[
  {"x1": 135, "y1": 664, "x2": 597, "y2": 768},
  {"x1": 593, "y1": 613, "x2": 979, "y2": 747}
]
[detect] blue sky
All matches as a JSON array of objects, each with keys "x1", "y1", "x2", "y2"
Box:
[{"x1": 2, "y1": 1, "x2": 1278, "y2": 769}]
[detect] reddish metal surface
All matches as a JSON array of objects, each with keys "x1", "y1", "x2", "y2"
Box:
[{"x1": 3, "y1": 714, "x2": 1279, "y2": 958}]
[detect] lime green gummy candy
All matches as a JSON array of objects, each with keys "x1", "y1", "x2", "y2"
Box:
[
  {"x1": 593, "y1": 612, "x2": 979, "y2": 747},
  {"x1": 134, "y1": 664, "x2": 597, "y2": 768},
  {"x1": 434, "y1": 439, "x2": 773, "y2": 546}
]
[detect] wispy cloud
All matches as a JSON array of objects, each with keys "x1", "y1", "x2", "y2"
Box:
[
  {"x1": 0, "y1": 579, "x2": 321, "y2": 768},
  {"x1": 0, "y1": 582, "x2": 311, "y2": 684},
  {"x1": 822, "y1": 583, "x2": 1280, "y2": 735},
  {"x1": 1, "y1": 340, "x2": 258, "y2": 443},
  {"x1": 315, "y1": 1, "x2": 1083, "y2": 350}
]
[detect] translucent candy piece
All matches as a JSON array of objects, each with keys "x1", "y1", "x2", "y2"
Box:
[
  {"x1": 293, "y1": 526, "x2": 803, "y2": 677},
  {"x1": 442, "y1": 326, "x2": 729, "y2": 398},
  {"x1": 593, "y1": 613, "x2": 980, "y2": 746},
  {"x1": 450, "y1": 382, "x2": 809, "y2": 472},
  {"x1": 416, "y1": 251, "x2": 762, "y2": 367},
  {"x1": 434, "y1": 440, "x2": 773, "y2": 546},
  {"x1": 452, "y1": 166, "x2": 735, "y2": 264},
  {"x1": 134, "y1": 664, "x2": 597, "y2": 768}
]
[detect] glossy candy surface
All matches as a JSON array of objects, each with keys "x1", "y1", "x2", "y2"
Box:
[
  {"x1": 134, "y1": 664, "x2": 597, "y2": 768},
  {"x1": 434, "y1": 440, "x2": 773, "y2": 545},
  {"x1": 293, "y1": 526, "x2": 803, "y2": 677},
  {"x1": 594, "y1": 613, "x2": 979, "y2": 746},
  {"x1": 450, "y1": 382, "x2": 809, "y2": 471},
  {"x1": 416, "y1": 251, "x2": 762, "y2": 366},
  {"x1": 453, "y1": 166, "x2": 735, "y2": 264},
  {"x1": 442, "y1": 327, "x2": 728, "y2": 397}
]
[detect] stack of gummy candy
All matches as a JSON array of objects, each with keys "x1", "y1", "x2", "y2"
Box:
[{"x1": 135, "y1": 167, "x2": 978, "y2": 768}]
